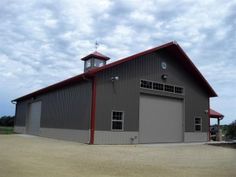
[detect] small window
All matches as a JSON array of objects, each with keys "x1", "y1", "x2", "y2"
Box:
[
  {"x1": 175, "y1": 86, "x2": 183, "y2": 94},
  {"x1": 94, "y1": 59, "x2": 104, "y2": 67},
  {"x1": 111, "y1": 111, "x2": 124, "y2": 131},
  {"x1": 85, "y1": 59, "x2": 91, "y2": 68},
  {"x1": 195, "y1": 117, "x2": 202, "y2": 131},
  {"x1": 164, "y1": 85, "x2": 174, "y2": 92},
  {"x1": 140, "y1": 80, "x2": 152, "y2": 89},
  {"x1": 140, "y1": 79, "x2": 184, "y2": 95},
  {"x1": 153, "y1": 82, "x2": 164, "y2": 91}
]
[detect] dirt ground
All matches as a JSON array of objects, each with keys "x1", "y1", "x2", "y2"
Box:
[{"x1": 0, "y1": 135, "x2": 235, "y2": 177}]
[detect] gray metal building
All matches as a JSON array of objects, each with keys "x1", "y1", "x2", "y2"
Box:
[{"x1": 13, "y1": 41, "x2": 217, "y2": 144}]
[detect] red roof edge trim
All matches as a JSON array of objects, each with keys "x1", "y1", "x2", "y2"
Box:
[
  {"x1": 81, "y1": 51, "x2": 110, "y2": 61},
  {"x1": 13, "y1": 42, "x2": 174, "y2": 102},
  {"x1": 86, "y1": 41, "x2": 217, "y2": 97},
  {"x1": 173, "y1": 43, "x2": 217, "y2": 97},
  {"x1": 13, "y1": 41, "x2": 217, "y2": 102},
  {"x1": 87, "y1": 42, "x2": 175, "y2": 75},
  {"x1": 12, "y1": 72, "x2": 93, "y2": 102},
  {"x1": 210, "y1": 108, "x2": 224, "y2": 119}
]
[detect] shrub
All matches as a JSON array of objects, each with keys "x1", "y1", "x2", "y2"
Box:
[
  {"x1": 0, "y1": 116, "x2": 15, "y2": 127},
  {"x1": 225, "y1": 120, "x2": 236, "y2": 140}
]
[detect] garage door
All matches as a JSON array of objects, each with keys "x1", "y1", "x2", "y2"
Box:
[
  {"x1": 27, "y1": 101, "x2": 41, "y2": 135},
  {"x1": 139, "y1": 95, "x2": 183, "y2": 143}
]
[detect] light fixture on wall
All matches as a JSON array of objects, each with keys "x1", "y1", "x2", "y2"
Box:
[
  {"x1": 111, "y1": 76, "x2": 119, "y2": 82},
  {"x1": 161, "y1": 74, "x2": 168, "y2": 80}
]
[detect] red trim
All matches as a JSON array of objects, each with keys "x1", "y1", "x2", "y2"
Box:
[
  {"x1": 13, "y1": 73, "x2": 90, "y2": 102},
  {"x1": 87, "y1": 42, "x2": 175, "y2": 75},
  {"x1": 87, "y1": 41, "x2": 217, "y2": 97},
  {"x1": 172, "y1": 43, "x2": 217, "y2": 97},
  {"x1": 81, "y1": 51, "x2": 110, "y2": 61},
  {"x1": 209, "y1": 108, "x2": 224, "y2": 119},
  {"x1": 13, "y1": 41, "x2": 217, "y2": 102},
  {"x1": 89, "y1": 77, "x2": 96, "y2": 144}
]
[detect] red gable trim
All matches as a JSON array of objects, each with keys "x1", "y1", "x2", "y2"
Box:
[
  {"x1": 87, "y1": 41, "x2": 217, "y2": 97},
  {"x1": 13, "y1": 73, "x2": 92, "y2": 102},
  {"x1": 87, "y1": 42, "x2": 175, "y2": 75},
  {"x1": 13, "y1": 41, "x2": 217, "y2": 102}
]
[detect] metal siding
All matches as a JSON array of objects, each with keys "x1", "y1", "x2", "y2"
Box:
[
  {"x1": 95, "y1": 61, "x2": 141, "y2": 131},
  {"x1": 15, "y1": 101, "x2": 29, "y2": 126},
  {"x1": 185, "y1": 84, "x2": 209, "y2": 132},
  {"x1": 40, "y1": 81, "x2": 92, "y2": 130},
  {"x1": 95, "y1": 50, "x2": 209, "y2": 133},
  {"x1": 15, "y1": 81, "x2": 92, "y2": 131},
  {"x1": 160, "y1": 50, "x2": 209, "y2": 132}
]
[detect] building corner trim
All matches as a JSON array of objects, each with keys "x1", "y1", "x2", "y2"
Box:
[
  {"x1": 208, "y1": 98, "x2": 210, "y2": 141},
  {"x1": 90, "y1": 77, "x2": 96, "y2": 144}
]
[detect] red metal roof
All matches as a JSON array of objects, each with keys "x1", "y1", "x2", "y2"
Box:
[
  {"x1": 13, "y1": 41, "x2": 217, "y2": 102},
  {"x1": 210, "y1": 108, "x2": 224, "y2": 119},
  {"x1": 81, "y1": 51, "x2": 110, "y2": 61}
]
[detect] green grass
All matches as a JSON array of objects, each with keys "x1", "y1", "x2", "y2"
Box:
[{"x1": 0, "y1": 126, "x2": 14, "y2": 134}]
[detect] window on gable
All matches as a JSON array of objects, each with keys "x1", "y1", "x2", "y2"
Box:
[
  {"x1": 164, "y1": 85, "x2": 174, "y2": 92},
  {"x1": 140, "y1": 80, "x2": 152, "y2": 89},
  {"x1": 175, "y1": 86, "x2": 184, "y2": 94},
  {"x1": 111, "y1": 111, "x2": 124, "y2": 131},
  {"x1": 140, "y1": 79, "x2": 184, "y2": 95},
  {"x1": 153, "y1": 82, "x2": 164, "y2": 91}
]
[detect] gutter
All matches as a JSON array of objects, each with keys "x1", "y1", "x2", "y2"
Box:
[{"x1": 11, "y1": 100, "x2": 17, "y2": 104}]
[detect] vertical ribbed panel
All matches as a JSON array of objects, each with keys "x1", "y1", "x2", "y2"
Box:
[
  {"x1": 40, "y1": 81, "x2": 92, "y2": 129},
  {"x1": 15, "y1": 81, "x2": 92, "y2": 130},
  {"x1": 15, "y1": 100, "x2": 29, "y2": 126}
]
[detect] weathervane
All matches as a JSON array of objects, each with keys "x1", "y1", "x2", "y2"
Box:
[{"x1": 95, "y1": 41, "x2": 99, "y2": 51}]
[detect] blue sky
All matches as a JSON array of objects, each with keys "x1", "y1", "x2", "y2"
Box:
[{"x1": 0, "y1": 0, "x2": 235, "y2": 124}]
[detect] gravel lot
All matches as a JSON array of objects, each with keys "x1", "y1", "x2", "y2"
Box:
[{"x1": 0, "y1": 134, "x2": 235, "y2": 177}]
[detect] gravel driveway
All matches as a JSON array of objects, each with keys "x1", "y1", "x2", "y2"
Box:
[{"x1": 0, "y1": 134, "x2": 235, "y2": 177}]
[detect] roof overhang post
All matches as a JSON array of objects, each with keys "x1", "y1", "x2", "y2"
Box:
[
  {"x1": 89, "y1": 76, "x2": 96, "y2": 144},
  {"x1": 217, "y1": 118, "x2": 221, "y2": 141}
]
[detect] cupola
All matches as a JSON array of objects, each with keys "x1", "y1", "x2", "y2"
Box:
[{"x1": 81, "y1": 51, "x2": 110, "y2": 72}]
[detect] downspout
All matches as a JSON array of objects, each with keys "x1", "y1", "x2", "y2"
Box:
[{"x1": 90, "y1": 77, "x2": 96, "y2": 144}]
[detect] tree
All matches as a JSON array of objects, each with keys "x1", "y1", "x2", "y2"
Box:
[
  {"x1": 225, "y1": 120, "x2": 236, "y2": 140},
  {"x1": 0, "y1": 116, "x2": 15, "y2": 127}
]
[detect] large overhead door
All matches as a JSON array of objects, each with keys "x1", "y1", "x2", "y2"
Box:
[
  {"x1": 139, "y1": 95, "x2": 183, "y2": 143},
  {"x1": 27, "y1": 101, "x2": 41, "y2": 135}
]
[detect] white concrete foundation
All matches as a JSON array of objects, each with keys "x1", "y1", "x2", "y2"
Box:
[
  {"x1": 14, "y1": 126, "x2": 26, "y2": 134},
  {"x1": 184, "y1": 132, "x2": 208, "y2": 142},
  {"x1": 94, "y1": 131, "x2": 138, "y2": 144},
  {"x1": 40, "y1": 128, "x2": 89, "y2": 143}
]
